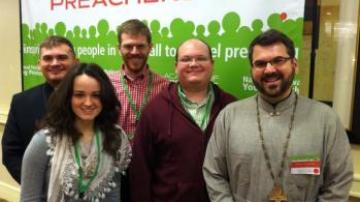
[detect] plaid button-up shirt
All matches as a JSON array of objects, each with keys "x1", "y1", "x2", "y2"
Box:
[{"x1": 108, "y1": 65, "x2": 169, "y2": 142}]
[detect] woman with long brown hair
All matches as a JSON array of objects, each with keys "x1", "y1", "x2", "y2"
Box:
[{"x1": 21, "y1": 63, "x2": 131, "y2": 201}]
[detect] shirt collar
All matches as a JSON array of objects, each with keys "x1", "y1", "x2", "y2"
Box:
[
  {"x1": 258, "y1": 90, "x2": 296, "y2": 116},
  {"x1": 121, "y1": 64, "x2": 149, "y2": 81},
  {"x1": 177, "y1": 83, "x2": 214, "y2": 107}
]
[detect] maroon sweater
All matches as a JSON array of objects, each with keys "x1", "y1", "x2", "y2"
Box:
[{"x1": 129, "y1": 82, "x2": 236, "y2": 202}]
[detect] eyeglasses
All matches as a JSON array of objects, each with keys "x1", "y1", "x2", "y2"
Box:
[
  {"x1": 252, "y1": 56, "x2": 292, "y2": 69},
  {"x1": 178, "y1": 56, "x2": 211, "y2": 64}
]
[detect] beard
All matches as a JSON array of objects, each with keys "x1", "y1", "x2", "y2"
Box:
[
  {"x1": 122, "y1": 54, "x2": 148, "y2": 74},
  {"x1": 252, "y1": 68, "x2": 295, "y2": 98}
]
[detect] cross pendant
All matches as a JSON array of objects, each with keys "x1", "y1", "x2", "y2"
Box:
[{"x1": 269, "y1": 185, "x2": 287, "y2": 202}]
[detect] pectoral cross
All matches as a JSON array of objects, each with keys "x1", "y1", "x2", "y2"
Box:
[{"x1": 269, "y1": 185, "x2": 287, "y2": 202}]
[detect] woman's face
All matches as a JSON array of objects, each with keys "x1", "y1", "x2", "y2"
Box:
[{"x1": 71, "y1": 74, "x2": 103, "y2": 124}]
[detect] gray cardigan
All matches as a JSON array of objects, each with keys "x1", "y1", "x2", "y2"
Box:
[{"x1": 21, "y1": 130, "x2": 122, "y2": 202}]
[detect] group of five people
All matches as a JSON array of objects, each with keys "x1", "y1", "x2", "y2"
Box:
[{"x1": 1, "y1": 19, "x2": 353, "y2": 202}]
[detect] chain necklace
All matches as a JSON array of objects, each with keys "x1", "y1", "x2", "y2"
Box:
[
  {"x1": 120, "y1": 71, "x2": 153, "y2": 121},
  {"x1": 256, "y1": 93, "x2": 298, "y2": 201}
]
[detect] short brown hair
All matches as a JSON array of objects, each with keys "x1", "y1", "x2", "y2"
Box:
[
  {"x1": 39, "y1": 35, "x2": 76, "y2": 56},
  {"x1": 117, "y1": 19, "x2": 152, "y2": 45},
  {"x1": 248, "y1": 29, "x2": 295, "y2": 64}
]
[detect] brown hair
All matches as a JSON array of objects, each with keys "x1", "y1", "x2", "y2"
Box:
[
  {"x1": 248, "y1": 29, "x2": 295, "y2": 64},
  {"x1": 39, "y1": 35, "x2": 76, "y2": 57},
  {"x1": 42, "y1": 63, "x2": 121, "y2": 156},
  {"x1": 117, "y1": 19, "x2": 152, "y2": 45}
]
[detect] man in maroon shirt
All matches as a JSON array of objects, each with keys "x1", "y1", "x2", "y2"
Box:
[{"x1": 130, "y1": 38, "x2": 236, "y2": 202}]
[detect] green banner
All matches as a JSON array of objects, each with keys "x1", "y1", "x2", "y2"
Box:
[{"x1": 21, "y1": 1, "x2": 305, "y2": 99}]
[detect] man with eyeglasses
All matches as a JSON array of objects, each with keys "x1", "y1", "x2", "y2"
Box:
[
  {"x1": 109, "y1": 19, "x2": 169, "y2": 143},
  {"x1": 203, "y1": 29, "x2": 353, "y2": 202},
  {"x1": 129, "y1": 38, "x2": 236, "y2": 202},
  {"x1": 108, "y1": 19, "x2": 169, "y2": 202},
  {"x1": 2, "y1": 36, "x2": 78, "y2": 184}
]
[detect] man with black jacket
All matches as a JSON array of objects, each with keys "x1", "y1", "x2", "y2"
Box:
[{"x1": 2, "y1": 35, "x2": 78, "y2": 183}]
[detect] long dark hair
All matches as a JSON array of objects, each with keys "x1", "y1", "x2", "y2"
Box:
[{"x1": 42, "y1": 63, "x2": 121, "y2": 156}]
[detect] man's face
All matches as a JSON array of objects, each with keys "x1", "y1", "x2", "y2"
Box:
[
  {"x1": 119, "y1": 33, "x2": 152, "y2": 74},
  {"x1": 176, "y1": 39, "x2": 213, "y2": 89},
  {"x1": 251, "y1": 43, "x2": 297, "y2": 101},
  {"x1": 38, "y1": 44, "x2": 77, "y2": 87}
]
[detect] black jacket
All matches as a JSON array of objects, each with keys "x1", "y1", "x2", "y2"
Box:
[{"x1": 2, "y1": 83, "x2": 53, "y2": 183}]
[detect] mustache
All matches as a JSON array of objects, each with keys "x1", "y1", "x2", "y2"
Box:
[
  {"x1": 127, "y1": 54, "x2": 145, "y2": 59},
  {"x1": 48, "y1": 65, "x2": 63, "y2": 70},
  {"x1": 261, "y1": 72, "x2": 281, "y2": 81}
]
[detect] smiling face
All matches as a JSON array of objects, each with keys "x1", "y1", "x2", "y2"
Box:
[
  {"x1": 119, "y1": 33, "x2": 152, "y2": 76},
  {"x1": 38, "y1": 44, "x2": 77, "y2": 87},
  {"x1": 251, "y1": 42, "x2": 298, "y2": 102},
  {"x1": 175, "y1": 39, "x2": 213, "y2": 90},
  {"x1": 71, "y1": 74, "x2": 103, "y2": 125}
]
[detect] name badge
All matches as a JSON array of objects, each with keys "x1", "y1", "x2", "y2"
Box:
[{"x1": 290, "y1": 155, "x2": 320, "y2": 175}]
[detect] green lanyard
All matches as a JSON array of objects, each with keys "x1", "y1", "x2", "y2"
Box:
[
  {"x1": 120, "y1": 71, "x2": 153, "y2": 121},
  {"x1": 74, "y1": 129, "x2": 101, "y2": 194},
  {"x1": 199, "y1": 95, "x2": 213, "y2": 130}
]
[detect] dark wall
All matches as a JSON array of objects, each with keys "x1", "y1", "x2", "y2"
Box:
[{"x1": 350, "y1": 37, "x2": 360, "y2": 144}]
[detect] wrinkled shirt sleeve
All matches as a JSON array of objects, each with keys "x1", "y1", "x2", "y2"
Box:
[
  {"x1": 318, "y1": 115, "x2": 353, "y2": 202},
  {"x1": 203, "y1": 109, "x2": 235, "y2": 202}
]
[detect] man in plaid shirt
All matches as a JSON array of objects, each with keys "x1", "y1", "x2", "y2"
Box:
[
  {"x1": 109, "y1": 19, "x2": 169, "y2": 142},
  {"x1": 108, "y1": 19, "x2": 169, "y2": 202}
]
